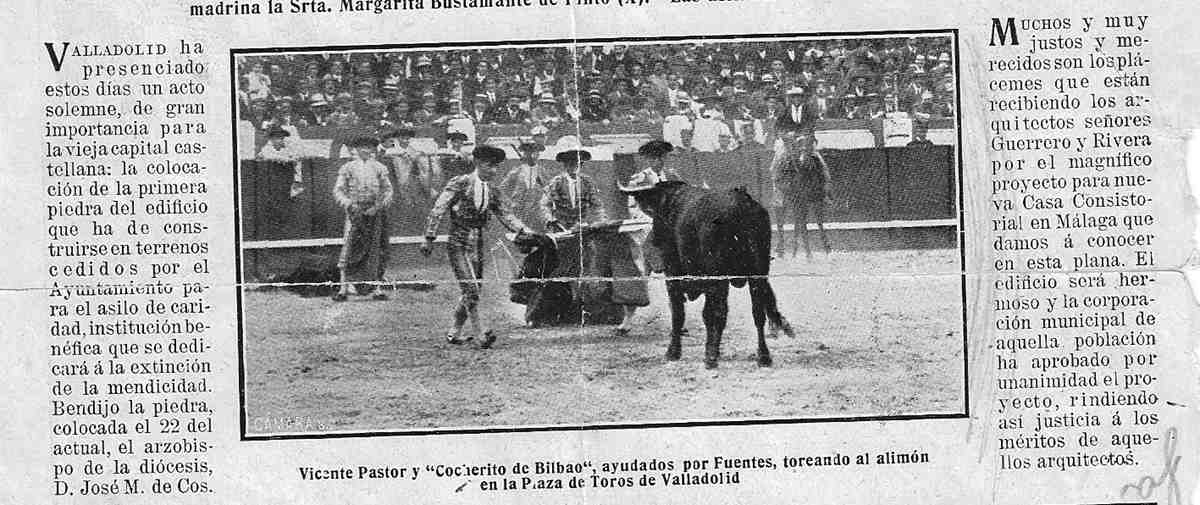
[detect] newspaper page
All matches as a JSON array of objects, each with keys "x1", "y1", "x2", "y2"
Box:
[{"x1": 1, "y1": 0, "x2": 1198, "y2": 503}]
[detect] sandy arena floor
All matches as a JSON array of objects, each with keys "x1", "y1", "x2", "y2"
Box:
[{"x1": 241, "y1": 247, "x2": 965, "y2": 434}]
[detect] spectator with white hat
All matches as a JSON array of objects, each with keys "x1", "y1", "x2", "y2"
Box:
[{"x1": 530, "y1": 92, "x2": 564, "y2": 126}]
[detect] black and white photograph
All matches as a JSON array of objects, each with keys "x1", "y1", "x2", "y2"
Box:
[{"x1": 232, "y1": 32, "x2": 965, "y2": 436}]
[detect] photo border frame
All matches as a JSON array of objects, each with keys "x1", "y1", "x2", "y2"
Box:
[{"x1": 230, "y1": 28, "x2": 968, "y2": 441}]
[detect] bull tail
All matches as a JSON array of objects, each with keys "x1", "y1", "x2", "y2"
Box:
[{"x1": 750, "y1": 278, "x2": 796, "y2": 338}]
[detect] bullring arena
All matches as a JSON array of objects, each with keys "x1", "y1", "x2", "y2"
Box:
[{"x1": 241, "y1": 246, "x2": 964, "y2": 433}]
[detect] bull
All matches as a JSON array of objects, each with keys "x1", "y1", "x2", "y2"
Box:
[{"x1": 621, "y1": 179, "x2": 796, "y2": 368}]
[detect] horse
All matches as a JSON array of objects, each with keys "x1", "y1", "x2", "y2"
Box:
[{"x1": 772, "y1": 134, "x2": 832, "y2": 259}]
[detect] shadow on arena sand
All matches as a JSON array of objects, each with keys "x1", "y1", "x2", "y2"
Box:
[{"x1": 242, "y1": 247, "x2": 964, "y2": 434}]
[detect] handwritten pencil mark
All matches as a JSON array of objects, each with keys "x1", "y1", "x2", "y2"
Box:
[{"x1": 1120, "y1": 426, "x2": 1181, "y2": 505}]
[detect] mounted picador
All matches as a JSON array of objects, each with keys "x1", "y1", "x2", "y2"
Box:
[{"x1": 619, "y1": 159, "x2": 796, "y2": 369}]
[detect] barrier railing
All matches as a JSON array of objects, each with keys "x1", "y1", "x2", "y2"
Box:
[{"x1": 239, "y1": 145, "x2": 955, "y2": 244}]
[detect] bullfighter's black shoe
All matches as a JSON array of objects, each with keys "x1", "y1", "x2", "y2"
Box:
[{"x1": 446, "y1": 333, "x2": 470, "y2": 345}]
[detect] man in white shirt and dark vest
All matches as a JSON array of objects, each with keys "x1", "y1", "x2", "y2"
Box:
[{"x1": 541, "y1": 148, "x2": 606, "y2": 232}]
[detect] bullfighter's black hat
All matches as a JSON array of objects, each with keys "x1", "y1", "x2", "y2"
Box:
[
  {"x1": 638, "y1": 140, "x2": 674, "y2": 158},
  {"x1": 473, "y1": 145, "x2": 507, "y2": 164}
]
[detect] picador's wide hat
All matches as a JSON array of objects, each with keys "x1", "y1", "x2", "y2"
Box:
[
  {"x1": 446, "y1": 131, "x2": 469, "y2": 142},
  {"x1": 473, "y1": 145, "x2": 507, "y2": 164},
  {"x1": 553, "y1": 136, "x2": 592, "y2": 163},
  {"x1": 555, "y1": 149, "x2": 592, "y2": 163},
  {"x1": 638, "y1": 140, "x2": 674, "y2": 158},
  {"x1": 617, "y1": 170, "x2": 657, "y2": 193}
]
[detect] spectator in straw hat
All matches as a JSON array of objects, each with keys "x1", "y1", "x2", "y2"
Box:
[
  {"x1": 411, "y1": 91, "x2": 440, "y2": 126},
  {"x1": 381, "y1": 61, "x2": 404, "y2": 95},
  {"x1": 776, "y1": 83, "x2": 818, "y2": 137},
  {"x1": 413, "y1": 54, "x2": 436, "y2": 80},
  {"x1": 494, "y1": 93, "x2": 530, "y2": 124},
  {"x1": 323, "y1": 60, "x2": 349, "y2": 87},
  {"x1": 332, "y1": 135, "x2": 393, "y2": 302},
  {"x1": 530, "y1": 92, "x2": 563, "y2": 126},
  {"x1": 580, "y1": 88, "x2": 608, "y2": 122}
]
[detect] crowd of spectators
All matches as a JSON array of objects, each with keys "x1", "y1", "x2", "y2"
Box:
[{"x1": 237, "y1": 37, "x2": 956, "y2": 137}]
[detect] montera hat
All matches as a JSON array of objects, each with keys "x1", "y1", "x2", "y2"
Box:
[
  {"x1": 473, "y1": 145, "x2": 507, "y2": 164},
  {"x1": 638, "y1": 139, "x2": 674, "y2": 158}
]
